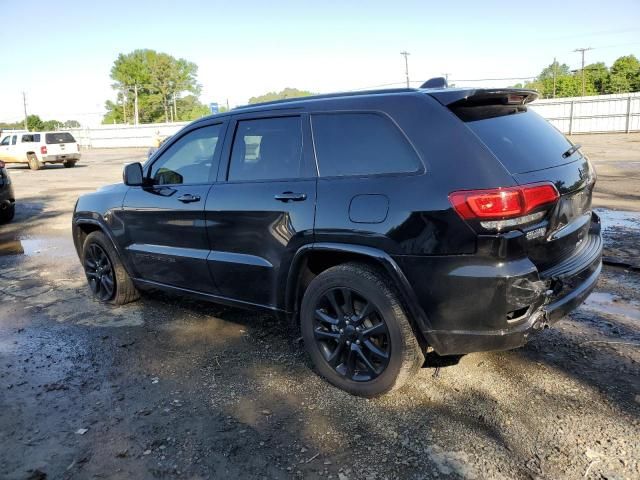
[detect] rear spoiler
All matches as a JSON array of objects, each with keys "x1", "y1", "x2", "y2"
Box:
[{"x1": 426, "y1": 88, "x2": 538, "y2": 107}]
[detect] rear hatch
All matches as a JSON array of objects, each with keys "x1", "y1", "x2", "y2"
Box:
[
  {"x1": 430, "y1": 89, "x2": 596, "y2": 271},
  {"x1": 45, "y1": 132, "x2": 79, "y2": 155}
]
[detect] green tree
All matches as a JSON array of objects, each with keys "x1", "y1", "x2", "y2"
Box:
[
  {"x1": 584, "y1": 62, "x2": 609, "y2": 94},
  {"x1": 104, "y1": 49, "x2": 206, "y2": 124},
  {"x1": 64, "y1": 120, "x2": 81, "y2": 128},
  {"x1": 606, "y1": 55, "x2": 640, "y2": 93},
  {"x1": 0, "y1": 120, "x2": 24, "y2": 129},
  {"x1": 248, "y1": 87, "x2": 315, "y2": 104},
  {"x1": 42, "y1": 120, "x2": 63, "y2": 131},
  {"x1": 176, "y1": 95, "x2": 211, "y2": 121},
  {"x1": 525, "y1": 59, "x2": 601, "y2": 98},
  {"x1": 26, "y1": 115, "x2": 44, "y2": 132}
]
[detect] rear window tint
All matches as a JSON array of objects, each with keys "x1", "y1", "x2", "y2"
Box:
[
  {"x1": 311, "y1": 113, "x2": 421, "y2": 177},
  {"x1": 461, "y1": 107, "x2": 573, "y2": 174},
  {"x1": 45, "y1": 132, "x2": 76, "y2": 144}
]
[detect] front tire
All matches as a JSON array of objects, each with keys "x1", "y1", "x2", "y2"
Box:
[
  {"x1": 27, "y1": 154, "x2": 42, "y2": 170},
  {"x1": 0, "y1": 203, "x2": 14, "y2": 223},
  {"x1": 300, "y1": 263, "x2": 424, "y2": 397},
  {"x1": 82, "y1": 231, "x2": 140, "y2": 305}
]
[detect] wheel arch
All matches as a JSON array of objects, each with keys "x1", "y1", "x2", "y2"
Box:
[
  {"x1": 285, "y1": 242, "x2": 435, "y2": 346},
  {"x1": 72, "y1": 218, "x2": 134, "y2": 276}
]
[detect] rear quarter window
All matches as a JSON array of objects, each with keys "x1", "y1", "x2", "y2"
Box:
[
  {"x1": 311, "y1": 113, "x2": 421, "y2": 177},
  {"x1": 46, "y1": 132, "x2": 76, "y2": 144}
]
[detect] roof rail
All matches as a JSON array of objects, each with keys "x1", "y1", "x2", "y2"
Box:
[{"x1": 233, "y1": 87, "x2": 418, "y2": 110}]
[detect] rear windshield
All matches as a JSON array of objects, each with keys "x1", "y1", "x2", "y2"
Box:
[
  {"x1": 458, "y1": 107, "x2": 574, "y2": 174},
  {"x1": 45, "y1": 132, "x2": 76, "y2": 144}
]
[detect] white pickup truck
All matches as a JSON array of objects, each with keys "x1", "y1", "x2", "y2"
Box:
[{"x1": 0, "y1": 131, "x2": 81, "y2": 170}]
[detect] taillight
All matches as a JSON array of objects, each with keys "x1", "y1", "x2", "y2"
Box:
[
  {"x1": 41, "y1": 145, "x2": 47, "y2": 155},
  {"x1": 449, "y1": 183, "x2": 559, "y2": 230}
]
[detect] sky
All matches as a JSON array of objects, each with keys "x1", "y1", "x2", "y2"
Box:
[{"x1": 1, "y1": 0, "x2": 639, "y2": 126}]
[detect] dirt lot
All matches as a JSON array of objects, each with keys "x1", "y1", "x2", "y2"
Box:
[{"x1": 1, "y1": 134, "x2": 639, "y2": 480}]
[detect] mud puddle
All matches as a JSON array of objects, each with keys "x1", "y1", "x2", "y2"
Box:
[
  {"x1": 595, "y1": 208, "x2": 640, "y2": 231},
  {"x1": 0, "y1": 234, "x2": 76, "y2": 258},
  {"x1": 581, "y1": 291, "x2": 640, "y2": 322}
]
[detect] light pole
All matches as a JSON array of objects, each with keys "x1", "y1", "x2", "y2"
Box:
[{"x1": 400, "y1": 51, "x2": 410, "y2": 88}]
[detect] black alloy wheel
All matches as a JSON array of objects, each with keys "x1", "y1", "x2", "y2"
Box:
[
  {"x1": 84, "y1": 243, "x2": 116, "y2": 301},
  {"x1": 313, "y1": 287, "x2": 391, "y2": 382}
]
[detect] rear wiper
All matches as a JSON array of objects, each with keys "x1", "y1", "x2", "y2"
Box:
[{"x1": 562, "y1": 144, "x2": 582, "y2": 159}]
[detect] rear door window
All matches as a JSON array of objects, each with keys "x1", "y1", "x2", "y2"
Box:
[
  {"x1": 459, "y1": 107, "x2": 573, "y2": 174},
  {"x1": 228, "y1": 116, "x2": 303, "y2": 181},
  {"x1": 311, "y1": 113, "x2": 421, "y2": 177},
  {"x1": 45, "y1": 132, "x2": 76, "y2": 144}
]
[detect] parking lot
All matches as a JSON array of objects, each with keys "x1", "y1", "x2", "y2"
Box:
[{"x1": 1, "y1": 135, "x2": 639, "y2": 479}]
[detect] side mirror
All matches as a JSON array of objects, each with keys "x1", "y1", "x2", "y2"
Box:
[{"x1": 123, "y1": 162, "x2": 144, "y2": 186}]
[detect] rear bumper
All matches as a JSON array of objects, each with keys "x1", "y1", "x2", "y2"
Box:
[
  {"x1": 426, "y1": 260, "x2": 601, "y2": 355},
  {"x1": 43, "y1": 153, "x2": 80, "y2": 163},
  {"x1": 398, "y1": 214, "x2": 603, "y2": 356}
]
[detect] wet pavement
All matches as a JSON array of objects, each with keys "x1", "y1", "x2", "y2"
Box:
[{"x1": 1, "y1": 139, "x2": 640, "y2": 479}]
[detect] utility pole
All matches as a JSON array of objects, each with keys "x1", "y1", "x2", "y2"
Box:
[
  {"x1": 122, "y1": 89, "x2": 127, "y2": 124},
  {"x1": 134, "y1": 84, "x2": 139, "y2": 126},
  {"x1": 173, "y1": 93, "x2": 177, "y2": 122},
  {"x1": 400, "y1": 51, "x2": 410, "y2": 88},
  {"x1": 573, "y1": 47, "x2": 593, "y2": 97},
  {"x1": 552, "y1": 57, "x2": 557, "y2": 98},
  {"x1": 22, "y1": 92, "x2": 28, "y2": 130}
]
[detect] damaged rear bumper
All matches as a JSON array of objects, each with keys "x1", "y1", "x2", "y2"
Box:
[{"x1": 405, "y1": 216, "x2": 603, "y2": 356}]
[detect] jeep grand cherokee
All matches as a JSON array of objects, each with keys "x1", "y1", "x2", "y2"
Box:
[{"x1": 72, "y1": 85, "x2": 602, "y2": 397}]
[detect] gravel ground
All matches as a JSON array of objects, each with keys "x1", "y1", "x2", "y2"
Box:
[{"x1": 1, "y1": 134, "x2": 639, "y2": 480}]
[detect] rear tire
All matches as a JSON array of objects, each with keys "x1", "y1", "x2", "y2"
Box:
[
  {"x1": 0, "y1": 203, "x2": 14, "y2": 223},
  {"x1": 63, "y1": 161, "x2": 76, "y2": 168},
  {"x1": 27, "y1": 154, "x2": 42, "y2": 170},
  {"x1": 300, "y1": 263, "x2": 424, "y2": 397},
  {"x1": 82, "y1": 231, "x2": 140, "y2": 305}
]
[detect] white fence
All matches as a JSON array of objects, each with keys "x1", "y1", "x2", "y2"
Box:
[
  {"x1": 530, "y1": 92, "x2": 640, "y2": 134},
  {"x1": 2, "y1": 92, "x2": 639, "y2": 148},
  {"x1": 70, "y1": 122, "x2": 188, "y2": 148}
]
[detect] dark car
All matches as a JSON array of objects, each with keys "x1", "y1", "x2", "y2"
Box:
[
  {"x1": 72, "y1": 85, "x2": 602, "y2": 397},
  {"x1": 0, "y1": 160, "x2": 15, "y2": 223}
]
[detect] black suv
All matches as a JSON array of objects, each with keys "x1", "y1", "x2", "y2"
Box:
[
  {"x1": 0, "y1": 160, "x2": 15, "y2": 223},
  {"x1": 73, "y1": 86, "x2": 602, "y2": 397}
]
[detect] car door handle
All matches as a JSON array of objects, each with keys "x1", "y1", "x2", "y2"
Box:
[
  {"x1": 274, "y1": 192, "x2": 307, "y2": 202},
  {"x1": 177, "y1": 194, "x2": 201, "y2": 203}
]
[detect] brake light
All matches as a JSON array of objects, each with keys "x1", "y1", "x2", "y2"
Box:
[
  {"x1": 41, "y1": 145, "x2": 47, "y2": 155},
  {"x1": 449, "y1": 183, "x2": 559, "y2": 220}
]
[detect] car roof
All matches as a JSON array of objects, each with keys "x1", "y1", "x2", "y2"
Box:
[{"x1": 193, "y1": 86, "x2": 537, "y2": 124}]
